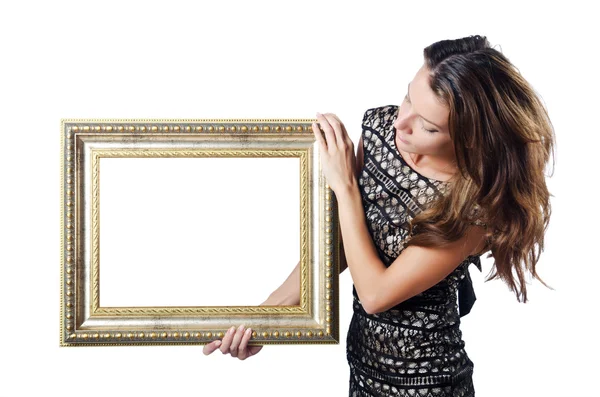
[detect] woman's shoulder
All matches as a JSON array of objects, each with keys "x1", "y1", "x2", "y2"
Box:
[{"x1": 362, "y1": 104, "x2": 399, "y2": 129}]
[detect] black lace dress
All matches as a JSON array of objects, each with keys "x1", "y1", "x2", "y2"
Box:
[{"x1": 346, "y1": 105, "x2": 485, "y2": 397}]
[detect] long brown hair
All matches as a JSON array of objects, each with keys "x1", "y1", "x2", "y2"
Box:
[{"x1": 403, "y1": 35, "x2": 556, "y2": 302}]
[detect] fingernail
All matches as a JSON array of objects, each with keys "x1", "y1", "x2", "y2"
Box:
[
  {"x1": 229, "y1": 326, "x2": 235, "y2": 334},
  {"x1": 246, "y1": 328, "x2": 252, "y2": 335},
  {"x1": 215, "y1": 340, "x2": 221, "y2": 347}
]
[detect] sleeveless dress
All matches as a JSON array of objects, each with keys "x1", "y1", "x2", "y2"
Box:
[{"x1": 346, "y1": 105, "x2": 485, "y2": 397}]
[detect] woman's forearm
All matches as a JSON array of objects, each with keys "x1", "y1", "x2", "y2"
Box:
[
  {"x1": 261, "y1": 261, "x2": 301, "y2": 305},
  {"x1": 261, "y1": 243, "x2": 349, "y2": 306}
]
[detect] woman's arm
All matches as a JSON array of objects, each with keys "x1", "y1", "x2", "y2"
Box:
[
  {"x1": 337, "y1": 133, "x2": 364, "y2": 276},
  {"x1": 261, "y1": 261, "x2": 301, "y2": 305},
  {"x1": 262, "y1": 133, "x2": 363, "y2": 305},
  {"x1": 337, "y1": 179, "x2": 488, "y2": 314},
  {"x1": 262, "y1": 251, "x2": 348, "y2": 306}
]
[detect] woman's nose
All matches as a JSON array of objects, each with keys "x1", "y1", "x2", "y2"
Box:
[{"x1": 394, "y1": 119, "x2": 411, "y2": 135}]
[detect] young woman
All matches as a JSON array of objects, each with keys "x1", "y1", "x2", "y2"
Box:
[{"x1": 203, "y1": 34, "x2": 555, "y2": 396}]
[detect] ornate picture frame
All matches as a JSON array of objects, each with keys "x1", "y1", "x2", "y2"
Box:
[{"x1": 60, "y1": 118, "x2": 341, "y2": 346}]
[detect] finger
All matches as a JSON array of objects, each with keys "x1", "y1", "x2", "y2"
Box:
[
  {"x1": 327, "y1": 113, "x2": 353, "y2": 147},
  {"x1": 316, "y1": 112, "x2": 337, "y2": 149},
  {"x1": 320, "y1": 113, "x2": 345, "y2": 148},
  {"x1": 237, "y1": 327, "x2": 253, "y2": 360},
  {"x1": 219, "y1": 326, "x2": 236, "y2": 354},
  {"x1": 311, "y1": 121, "x2": 327, "y2": 151},
  {"x1": 203, "y1": 339, "x2": 222, "y2": 355},
  {"x1": 229, "y1": 324, "x2": 246, "y2": 358}
]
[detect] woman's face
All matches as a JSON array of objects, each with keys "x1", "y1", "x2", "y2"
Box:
[{"x1": 392, "y1": 63, "x2": 454, "y2": 157}]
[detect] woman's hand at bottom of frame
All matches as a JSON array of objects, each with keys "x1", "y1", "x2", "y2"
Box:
[{"x1": 203, "y1": 324, "x2": 263, "y2": 360}]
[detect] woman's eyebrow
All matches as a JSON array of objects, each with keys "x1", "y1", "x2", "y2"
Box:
[{"x1": 407, "y1": 82, "x2": 443, "y2": 129}]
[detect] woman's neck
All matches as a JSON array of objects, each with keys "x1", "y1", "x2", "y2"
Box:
[{"x1": 407, "y1": 152, "x2": 458, "y2": 182}]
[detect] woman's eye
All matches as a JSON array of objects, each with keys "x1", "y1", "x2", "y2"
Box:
[
  {"x1": 405, "y1": 93, "x2": 436, "y2": 134},
  {"x1": 421, "y1": 122, "x2": 437, "y2": 134}
]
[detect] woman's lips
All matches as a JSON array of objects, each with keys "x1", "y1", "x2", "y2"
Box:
[{"x1": 397, "y1": 133, "x2": 409, "y2": 144}]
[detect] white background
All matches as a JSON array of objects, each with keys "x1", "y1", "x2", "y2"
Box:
[
  {"x1": 99, "y1": 157, "x2": 300, "y2": 307},
  {"x1": 1, "y1": 1, "x2": 598, "y2": 396}
]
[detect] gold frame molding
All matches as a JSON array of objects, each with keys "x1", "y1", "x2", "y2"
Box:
[{"x1": 60, "y1": 118, "x2": 341, "y2": 346}]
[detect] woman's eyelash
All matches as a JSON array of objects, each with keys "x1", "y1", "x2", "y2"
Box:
[{"x1": 405, "y1": 94, "x2": 437, "y2": 134}]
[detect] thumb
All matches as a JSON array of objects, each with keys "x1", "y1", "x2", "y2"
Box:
[
  {"x1": 203, "y1": 340, "x2": 222, "y2": 355},
  {"x1": 248, "y1": 345, "x2": 263, "y2": 357}
]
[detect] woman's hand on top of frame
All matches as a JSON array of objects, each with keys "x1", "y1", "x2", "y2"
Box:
[{"x1": 312, "y1": 112, "x2": 358, "y2": 195}]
